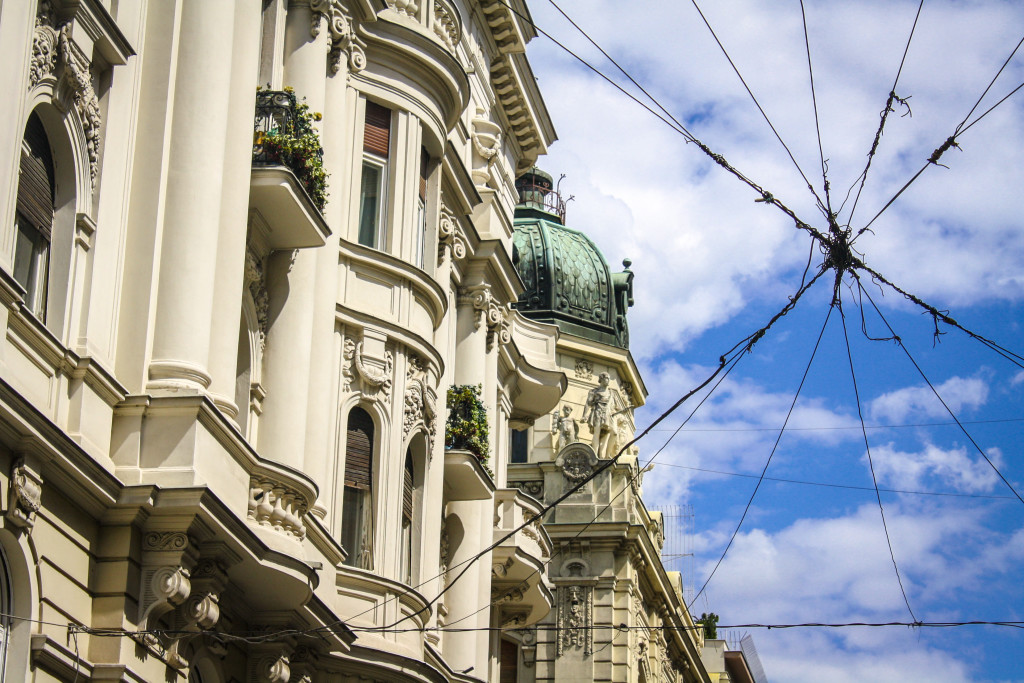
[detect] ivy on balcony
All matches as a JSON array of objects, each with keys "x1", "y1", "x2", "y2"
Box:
[
  {"x1": 446, "y1": 384, "x2": 489, "y2": 463},
  {"x1": 253, "y1": 87, "x2": 329, "y2": 211}
]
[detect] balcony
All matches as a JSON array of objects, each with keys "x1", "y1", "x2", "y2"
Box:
[
  {"x1": 491, "y1": 488, "x2": 554, "y2": 627},
  {"x1": 250, "y1": 89, "x2": 330, "y2": 250}
]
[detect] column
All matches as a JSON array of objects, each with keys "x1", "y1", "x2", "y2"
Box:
[
  {"x1": 256, "y1": 0, "x2": 327, "y2": 469},
  {"x1": 303, "y1": 36, "x2": 353, "y2": 516},
  {"x1": 207, "y1": 1, "x2": 264, "y2": 416},
  {"x1": 147, "y1": 0, "x2": 236, "y2": 391}
]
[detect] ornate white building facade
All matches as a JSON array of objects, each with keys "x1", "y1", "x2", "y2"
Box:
[{"x1": 0, "y1": 0, "x2": 712, "y2": 681}]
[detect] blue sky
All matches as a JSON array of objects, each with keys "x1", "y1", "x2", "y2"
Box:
[{"x1": 525, "y1": 1, "x2": 1024, "y2": 680}]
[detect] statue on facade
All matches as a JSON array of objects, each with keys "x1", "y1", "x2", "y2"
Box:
[
  {"x1": 582, "y1": 372, "x2": 612, "y2": 455},
  {"x1": 551, "y1": 404, "x2": 579, "y2": 453}
]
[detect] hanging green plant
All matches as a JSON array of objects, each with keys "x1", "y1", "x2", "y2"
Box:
[
  {"x1": 253, "y1": 86, "x2": 329, "y2": 211},
  {"x1": 446, "y1": 384, "x2": 489, "y2": 463}
]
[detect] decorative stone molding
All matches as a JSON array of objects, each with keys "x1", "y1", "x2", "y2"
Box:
[
  {"x1": 30, "y1": 2, "x2": 103, "y2": 187},
  {"x1": 310, "y1": 0, "x2": 366, "y2": 74},
  {"x1": 518, "y1": 627, "x2": 537, "y2": 668},
  {"x1": 491, "y1": 580, "x2": 528, "y2": 605},
  {"x1": 342, "y1": 336, "x2": 394, "y2": 404},
  {"x1": 29, "y1": 1, "x2": 60, "y2": 88},
  {"x1": 6, "y1": 459, "x2": 42, "y2": 530},
  {"x1": 457, "y1": 283, "x2": 491, "y2": 331},
  {"x1": 244, "y1": 246, "x2": 269, "y2": 349},
  {"x1": 58, "y1": 27, "x2": 102, "y2": 186},
  {"x1": 557, "y1": 584, "x2": 593, "y2": 656},
  {"x1": 439, "y1": 518, "x2": 450, "y2": 586},
  {"x1": 508, "y1": 480, "x2": 543, "y2": 498},
  {"x1": 574, "y1": 359, "x2": 593, "y2": 380},
  {"x1": 471, "y1": 108, "x2": 502, "y2": 188},
  {"x1": 520, "y1": 517, "x2": 548, "y2": 559},
  {"x1": 555, "y1": 442, "x2": 598, "y2": 492},
  {"x1": 385, "y1": 0, "x2": 419, "y2": 19},
  {"x1": 491, "y1": 557, "x2": 514, "y2": 579},
  {"x1": 143, "y1": 532, "x2": 189, "y2": 552},
  {"x1": 490, "y1": 55, "x2": 543, "y2": 174},
  {"x1": 479, "y1": 0, "x2": 524, "y2": 54},
  {"x1": 486, "y1": 302, "x2": 511, "y2": 352},
  {"x1": 253, "y1": 653, "x2": 291, "y2": 683},
  {"x1": 437, "y1": 201, "x2": 466, "y2": 265},
  {"x1": 247, "y1": 477, "x2": 309, "y2": 541},
  {"x1": 432, "y1": 0, "x2": 461, "y2": 51},
  {"x1": 403, "y1": 360, "x2": 437, "y2": 451}
]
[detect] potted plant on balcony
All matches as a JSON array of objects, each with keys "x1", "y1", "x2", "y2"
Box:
[
  {"x1": 253, "y1": 87, "x2": 329, "y2": 211},
  {"x1": 445, "y1": 384, "x2": 489, "y2": 467}
]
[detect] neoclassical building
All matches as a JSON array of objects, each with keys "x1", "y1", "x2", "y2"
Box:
[{"x1": 0, "y1": 0, "x2": 712, "y2": 681}]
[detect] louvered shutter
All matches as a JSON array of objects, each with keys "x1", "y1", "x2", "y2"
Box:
[
  {"x1": 345, "y1": 408, "x2": 374, "y2": 489},
  {"x1": 363, "y1": 102, "x2": 391, "y2": 158},
  {"x1": 403, "y1": 450, "x2": 414, "y2": 521},
  {"x1": 419, "y1": 148, "x2": 429, "y2": 201},
  {"x1": 18, "y1": 114, "x2": 54, "y2": 239}
]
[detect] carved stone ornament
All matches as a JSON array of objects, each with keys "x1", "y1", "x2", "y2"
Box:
[
  {"x1": 257, "y1": 654, "x2": 291, "y2": 683},
  {"x1": 143, "y1": 531, "x2": 189, "y2": 552},
  {"x1": 6, "y1": 459, "x2": 42, "y2": 530},
  {"x1": 471, "y1": 108, "x2": 503, "y2": 188},
  {"x1": 574, "y1": 359, "x2": 593, "y2": 380},
  {"x1": 555, "y1": 442, "x2": 598, "y2": 491},
  {"x1": 458, "y1": 283, "x2": 492, "y2": 331},
  {"x1": 432, "y1": 0, "x2": 461, "y2": 51},
  {"x1": 439, "y1": 517, "x2": 450, "y2": 586},
  {"x1": 342, "y1": 337, "x2": 394, "y2": 404},
  {"x1": 29, "y1": 1, "x2": 59, "y2": 88},
  {"x1": 557, "y1": 584, "x2": 593, "y2": 657},
  {"x1": 386, "y1": 0, "x2": 420, "y2": 19},
  {"x1": 508, "y1": 480, "x2": 543, "y2": 498},
  {"x1": 437, "y1": 200, "x2": 467, "y2": 265},
  {"x1": 310, "y1": 0, "x2": 366, "y2": 74},
  {"x1": 29, "y1": 3, "x2": 103, "y2": 187},
  {"x1": 518, "y1": 627, "x2": 538, "y2": 668},
  {"x1": 403, "y1": 357, "x2": 437, "y2": 450},
  {"x1": 244, "y1": 246, "x2": 269, "y2": 349}
]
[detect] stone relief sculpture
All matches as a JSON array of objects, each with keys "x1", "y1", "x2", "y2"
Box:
[
  {"x1": 582, "y1": 372, "x2": 612, "y2": 455},
  {"x1": 557, "y1": 584, "x2": 593, "y2": 656},
  {"x1": 551, "y1": 404, "x2": 579, "y2": 453}
]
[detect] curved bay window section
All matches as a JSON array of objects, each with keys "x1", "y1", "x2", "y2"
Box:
[
  {"x1": 14, "y1": 113, "x2": 55, "y2": 321},
  {"x1": 358, "y1": 102, "x2": 391, "y2": 250},
  {"x1": 342, "y1": 407, "x2": 375, "y2": 569}
]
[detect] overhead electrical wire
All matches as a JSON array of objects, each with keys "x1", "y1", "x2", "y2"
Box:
[
  {"x1": 650, "y1": 461, "x2": 1016, "y2": 501},
  {"x1": 856, "y1": 31, "x2": 1024, "y2": 236},
  {"x1": 439, "y1": 346, "x2": 749, "y2": 632},
  {"x1": 842, "y1": 0, "x2": 923, "y2": 227},
  {"x1": 838, "y1": 295, "x2": 917, "y2": 621},
  {"x1": 799, "y1": 0, "x2": 832, "y2": 216},
  {"x1": 855, "y1": 278, "x2": 1024, "y2": 506},
  {"x1": 644, "y1": 416, "x2": 1024, "y2": 433},
  {"x1": 688, "y1": 0, "x2": 828, "y2": 215},
  {"x1": 690, "y1": 297, "x2": 834, "y2": 609}
]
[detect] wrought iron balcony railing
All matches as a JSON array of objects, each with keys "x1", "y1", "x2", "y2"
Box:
[{"x1": 253, "y1": 88, "x2": 328, "y2": 211}]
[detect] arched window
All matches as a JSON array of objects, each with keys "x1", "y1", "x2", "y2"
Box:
[
  {"x1": 342, "y1": 408, "x2": 374, "y2": 569},
  {"x1": 14, "y1": 113, "x2": 55, "y2": 320},
  {"x1": 0, "y1": 544, "x2": 12, "y2": 680},
  {"x1": 401, "y1": 448, "x2": 415, "y2": 583}
]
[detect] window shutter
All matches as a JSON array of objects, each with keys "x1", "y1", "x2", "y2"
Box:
[
  {"x1": 419, "y1": 148, "x2": 429, "y2": 201},
  {"x1": 345, "y1": 408, "x2": 374, "y2": 489},
  {"x1": 363, "y1": 102, "x2": 391, "y2": 158},
  {"x1": 403, "y1": 450, "x2": 414, "y2": 521},
  {"x1": 18, "y1": 114, "x2": 54, "y2": 239}
]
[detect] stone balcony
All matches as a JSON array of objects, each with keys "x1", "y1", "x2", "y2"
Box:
[
  {"x1": 491, "y1": 487, "x2": 553, "y2": 628},
  {"x1": 250, "y1": 89, "x2": 330, "y2": 251}
]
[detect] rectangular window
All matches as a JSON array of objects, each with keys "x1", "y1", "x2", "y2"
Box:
[
  {"x1": 358, "y1": 102, "x2": 391, "y2": 249},
  {"x1": 414, "y1": 148, "x2": 429, "y2": 269},
  {"x1": 13, "y1": 213, "x2": 49, "y2": 320},
  {"x1": 510, "y1": 428, "x2": 529, "y2": 463}
]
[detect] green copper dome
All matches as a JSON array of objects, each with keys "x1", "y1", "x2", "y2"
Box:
[{"x1": 512, "y1": 169, "x2": 634, "y2": 349}]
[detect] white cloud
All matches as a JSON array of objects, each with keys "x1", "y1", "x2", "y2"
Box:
[
  {"x1": 869, "y1": 442, "x2": 1001, "y2": 493},
  {"x1": 693, "y1": 504, "x2": 1024, "y2": 681},
  {"x1": 529, "y1": 0, "x2": 1024, "y2": 356},
  {"x1": 868, "y1": 376, "x2": 988, "y2": 423}
]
